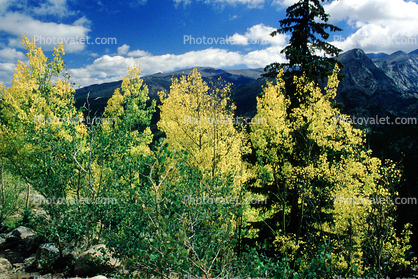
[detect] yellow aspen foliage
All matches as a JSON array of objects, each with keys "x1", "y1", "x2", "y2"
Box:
[
  {"x1": 0, "y1": 36, "x2": 85, "y2": 197},
  {"x1": 157, "y1": 68, "x2": 248, "y2": 192},
  {"x1": 248, "y1": 65, "x2": 415, "y2": 276}
]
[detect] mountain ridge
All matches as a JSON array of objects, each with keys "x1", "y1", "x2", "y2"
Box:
[{"x1": 75, "y1": 48, "x2": 418, "y2": 119}]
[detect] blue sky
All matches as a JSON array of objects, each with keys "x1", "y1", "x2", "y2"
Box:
[{"x1": 1, "y1": 0, "x2": 418, "y2": 88}]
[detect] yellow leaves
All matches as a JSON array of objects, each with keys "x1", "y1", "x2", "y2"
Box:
[
  {"x1": 129, "y1": 127, "x2": 153, "y2": 159},
  {"x1": 324, "y1": 64, "x2": 340, "y2": 99},
  {"x1": 0, "y1": 35, "x2": 83, "y2": 166},
  {"x1": 104, "y1": 88, "x2": 124, "y2": 118},
  {"x1": 273, "y1": 233, "x2": 299, "y2": 261},
  {"x1": 251, "y1": 69, "x2": 293, "y2": 158},
  {"x1": 53, "y1": 43, "x2": 65, "y2": 65},
  {"x1": 104, "y1": 65, "x2": 152, "y2": 130},
  {"x1": 250, "y1": 64, "x2": 414, "y2": 275},
  {"x1": 52, "y1": 79, "x2": 74, "y2": 97},
  {"x1": 121, "y1": 64, "x2": 149, "y2": 102},
  {"x1": 382, "y1": 223, "x2": 415, "y2": 268},
  {"x1": 158, "y1": 68, "x2": 246, "y2": 187},
  {"x1": 22, "y1": 36, "x2": 48, "y2": 78}
]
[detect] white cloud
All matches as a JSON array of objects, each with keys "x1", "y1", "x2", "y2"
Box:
[
  {"x1": 0, "y1": 1, "x2": 90, "y2": 54},
  {"x1": 0, "y1": 20, "x2": 287, "y2": 88},
  {"x1": 271, "y1": 0, "x2": 298, "y2": 7},
  {"x1": 229, "y1": 23, "x2": 287, "y2": 46},
  {"x1": 229, "y1": 34, "x2": 249, "y2": 45},
  {"x1": 117, "y1": 44, "x2": 130, "y2": 55},
  {"x1": 65, "y1": 22, "x2": 289, "y2": 87},
  {"x1": 325, "y1": 0, "x2": 418, "y2": 53},
  {"x1": 32, "y1": 0, "x2": 74, "y2": 17},
  {"x1": 0, "y1": 0, "x2": 75, "y2": 17},
  {"x1": 241, "y1": 45, "x2": 286, "y2": 68},
  {"x1": 174, "y1": 0, "x2": 265, "y2": 8},
  {"x1": 0, "y1": 48, "x2": 25, "y2": 61},
  {"x1": 0, "y1": 13, "x2": 91, "y2": 53},
  {"x1": 65, "y1": 23, "x2": 288, "y2": 87},
  {"x1": 69, "y1": 45, "x2": 286, "y2": 87},
  {"x1": 117, "y1": 44, "x2": 151, "y2": 57},
  {"x1": 0, "y1": 62, "x2": 18, "y2": 87},
  {"x1": 0, "y1": 0, "x2": 13, "y2": 15},
  {"x1": 127, "y1": 49, "x2": 151, "y2": 57}
]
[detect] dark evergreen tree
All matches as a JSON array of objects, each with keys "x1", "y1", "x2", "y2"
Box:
[
  {"x1": 263, "y1": 0, "x2": 343, "y2": 86},
  {"x1": 242, "y1": 0, "x2": 345, "y2": 264}
]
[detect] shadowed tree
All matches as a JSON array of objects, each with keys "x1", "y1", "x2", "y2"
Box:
[{"x1": 263, "y1": 0, "x2": 343, "y2": 90}]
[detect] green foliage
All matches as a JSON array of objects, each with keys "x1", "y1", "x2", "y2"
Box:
[
  {"x1": 101, "y1": 139, "x2": 242, "y2": 278},
  {"x1": 0, "y1": 163, "x2": 26, "y2": 224},
  {"x1": 0, "y1": 36, "x2": 415, "y2": 278}
]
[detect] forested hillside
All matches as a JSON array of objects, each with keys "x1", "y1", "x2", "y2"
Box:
[{"x1": 0, "y1": 34, "x2": 417, "y2": 278}]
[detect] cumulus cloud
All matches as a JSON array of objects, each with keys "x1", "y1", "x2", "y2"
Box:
[
  {"x1": 127, "y1": 50, "x2": 151, "y2": 57},
  {"x1": 174, "y1": 0, "x2": 265, "y2": 8},
  {"x1": 0, "y1": 13, "x2": 91, "y2": 53},
  {"x1": 271, "y1": 0, "x2": 299, "y2": 7},
  {"x1": 231, "y1": 23, "x2": 286, "y2": 46},
  {"x1": 0, "y1": 48, "x2": 25, "y2": 61},
  {"x1": 63, "y1": 22, "x2": 288, "y2": 87},
  {"x1": 0, "y1": 0, "x2": 75, "y2": 18},
  {"x1": 69, "y1": 45, "x2": 286, "y2": 87},
  {"x1": 65, "y1": 22, "x2": 288, "y2": 87},
  {"x1": 32, "y1": 0, "x2": 75, "y2": 17},
  {"x1": 0, "y1": 0, "x2": 91, "y2": 53},
  {"x1": 229, "y1": 34, "x2": 249, "y2": 45},
  {"x1": 117, "y1": 44, "x2": 151, "y2": 57},
  {"x1": 117, "y1": 44, "x2": 130, "y2": 55},
  {"x1": 0, "y1": 62, "x2": 18, "y2": 87},
  {"x1": 325, "y1": 0, "x2": 418, "y2": 53}
]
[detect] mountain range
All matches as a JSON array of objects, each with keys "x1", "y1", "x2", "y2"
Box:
[{"x1": 75, "y1": 48, "x2": 418, "y2": 120}]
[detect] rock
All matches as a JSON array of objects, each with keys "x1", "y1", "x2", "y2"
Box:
[
  {"x1": 1, "y1": 226, "x2": 37, "y2": 249},
  {"x1": 24, "y1": 254, "x2": 36, "y2": 266},
  {"x1": 0, "y1": 222, "x2": 8, "y2": 233},
  {"x1": 36, "y1": 243, "x2": 60, "y2": 270},
  {"x1": 37, "y1": 273, "x2": 53, "y2": 278},
  {"x1": 10, "y1": 226, "x2": 36, "y2": 239},
  {"x1": 0, "y1": 226, "x2": 38, "y2": 263},
  {"x1": 0, "y1": 235, "x2": 6, "y2": 246},
  {"x1": 67, "y1": 276, "x2": 108, "y2": 279},
  {"x1": 0, "y1": 257, "x2": 12, "y2": 273},
  {"x1": 74, "y1": 244, "x2": 120, "y2": 277}
]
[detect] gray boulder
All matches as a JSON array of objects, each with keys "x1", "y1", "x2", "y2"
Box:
[
  {"x1": 74, "y1": 244, "x2": 120, "y2": 277},
  {"x1": 0, "y1": 226, "x2": 38, "y2": 263},
  {"x1": 0, "y1": 257, "x2": 12, "y2": 274},
  {"x1": 36, "y1": 243, "x2": 60, "y2": 270}
]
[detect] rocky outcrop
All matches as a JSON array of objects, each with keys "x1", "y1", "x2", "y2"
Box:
[
  {"x1": 374, "y1": 50, "x2": 418, "y2": 93},
  {"x1": 36, "y1": 243, "x2": 60, "y2": 270},
  {"x1": 0, "y1": 258, "x2": 12, "y2": 274},
  {"x1": 74, "y1": 244, "x2": 120, "y2": 277},
  {"x1": 0, "y1": 226, "x2": 118, "y2": 278},
  {"x1": 335, "y1": 49, "x2": 404, "y2": 117},
  {"x1": 0, "y1": 226, "x2": 38, "y2": 263}
]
